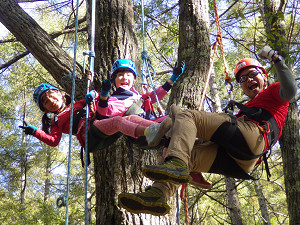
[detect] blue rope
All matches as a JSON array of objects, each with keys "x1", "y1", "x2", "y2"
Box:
[
  {"x1": 140, "y1": 0, "x2": 164, "y2": 115},
  {"x1": 176, "y1": 190, "x2": 181, "y2": 224},
  {"x1": 83, "y1": 0, "x2": 96, "y2": 224},
  {"x1": 56, "y1": 0, "x2": 80, "y2": 224}
]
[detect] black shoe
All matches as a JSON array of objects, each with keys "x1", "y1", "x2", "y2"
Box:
[
  {"x1": 118, "y1": 186, "x2": 170, "y2": 216},
  {"x1": 142, "y1": 157, "x2": 192, "y2": 184}
]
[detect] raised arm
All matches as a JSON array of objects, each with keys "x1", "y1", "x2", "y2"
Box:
[{"x1": 258, "y1": 46, "x2": 297, "y2": 102}]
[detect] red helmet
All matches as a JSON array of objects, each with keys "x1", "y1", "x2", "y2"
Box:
[{"x1": 234, "y1": 58, "x2": 267, "y2": 82}]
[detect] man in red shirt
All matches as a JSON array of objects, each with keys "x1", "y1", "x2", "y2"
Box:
[{"x1": 118, "y1": 46, "x2": 297, "y2": 216}]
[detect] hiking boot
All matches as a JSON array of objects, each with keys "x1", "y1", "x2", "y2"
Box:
[
  {"x1": 118, "y1": 186, "x2": 170, "y2": 216},
  {"x1": 189, "y1": 172, "x2": 212, "y2": 189},
  {"x1": 145, "y1": 117, "x2": 172, "y2": 147},
  {"x1": 142, "y1": 157, "x2": 192, "y2": 184}
]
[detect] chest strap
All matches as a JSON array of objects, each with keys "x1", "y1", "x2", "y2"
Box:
[{"x1": 72, "y1": 107, "x2": 86, "y2": 135}]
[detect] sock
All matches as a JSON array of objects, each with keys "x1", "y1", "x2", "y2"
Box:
[{"x1": 144, "y1": 127, "x2": 149, "y2": 136}]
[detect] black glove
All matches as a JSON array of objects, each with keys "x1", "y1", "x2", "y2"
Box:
[
  {"x1": 100, "y1": 79, "x2": 112, "y2": 97},
  {"x1": 19, "y1": 122, "x2": 37, "y2": 135},
  {"x1": 170, "y1": 61, "x2": 185, "y2": 83}
]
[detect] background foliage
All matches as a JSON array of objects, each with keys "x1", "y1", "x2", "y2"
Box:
[{"x1": 0, "y1": 0, "x2": 299, "y2": 224}]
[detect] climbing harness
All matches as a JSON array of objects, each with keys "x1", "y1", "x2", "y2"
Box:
[
  {"x1": 140, "y1": 0, "x2": 164, "y2": 117},
  {"x1": 224, "y1": 100, "x2": 278, "y2": 179},
  {"x1": 56, "y1": 0, "x2": 80, "y2": 224}
]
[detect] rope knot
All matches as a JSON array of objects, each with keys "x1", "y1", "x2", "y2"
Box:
[
  {"x1": 57, "y1": 194, "x2": 67, "y2": 208},
  {"x1": 141, "y1": 50, "x2": 151, "y2": 64}
]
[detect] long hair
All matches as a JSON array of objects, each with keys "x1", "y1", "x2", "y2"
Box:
[{"x1": 41, "y1": 93, "x2": 71, "y2": 134}]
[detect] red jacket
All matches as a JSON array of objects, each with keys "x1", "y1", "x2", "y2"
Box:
[{"x1": 34, "y1": 92, "x2": 99, "y2": 147}]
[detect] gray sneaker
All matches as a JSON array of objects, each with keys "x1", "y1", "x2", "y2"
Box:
[
  {"x1": 146, "y1": 117, "x2": 172, "y2": 147},
  {"x1": 118, "y1": 186, "x2": 170, "y2": 216}
]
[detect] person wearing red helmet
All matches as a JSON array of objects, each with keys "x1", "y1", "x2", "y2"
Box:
[{"x1": 118, "y1": 46, "x2": 297, "y2": 216}]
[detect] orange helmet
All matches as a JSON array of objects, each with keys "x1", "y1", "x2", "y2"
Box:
[{"x1": 234, "y1": 58, "x2": 267, "y2": 82}]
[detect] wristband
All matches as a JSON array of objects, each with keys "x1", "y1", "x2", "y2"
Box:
[
  {"x1": 100, "y1": 89, "x2": 109, "y2": 97},
  {"x1": 272, "y1": 55, "x2": 283, "y2": 64}
]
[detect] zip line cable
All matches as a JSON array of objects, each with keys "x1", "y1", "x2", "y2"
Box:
[{"x1": 56, "y1": 0, "x2": 80, "y2": 224}]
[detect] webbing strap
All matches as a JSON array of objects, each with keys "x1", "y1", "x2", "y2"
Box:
[
  {"x1": 123, "y1": 98, "x2": 144, "y2": 117},
  {"x1": 72, "y1": 107, "x2": 86, "y2": 134},
  {"x1": 223, "y1": 100, "x2": 279, "y2": 180},
  {"x1": 211, "y1": 120, "x2": 264, "y2": 161}
]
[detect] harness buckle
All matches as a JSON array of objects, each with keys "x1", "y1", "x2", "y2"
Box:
[{"x1": 261, "y1": 120, "x2": 271, "y2": 134}]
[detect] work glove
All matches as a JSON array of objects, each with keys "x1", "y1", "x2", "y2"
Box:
[
  {"x1": 258, "y1": 46, "x2": 276, "y2": 60},
  {"x1": 170, "y1": 61, "x2": 185, "y2": 83},
  {"x1": 85, "y1": 90, "x2": 96, "y2": 105},
  {"x1": 100, "y1": 79, "x2": 112, "y2": 97},
  {"x1": 19, "y1": 122, "x2": 37, "y2": 135}
]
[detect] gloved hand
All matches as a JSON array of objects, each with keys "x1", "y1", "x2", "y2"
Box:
[
  {"x1": 258, "y1": 46, "x2": 276, "y2": 60},
  {"x1": 100, "y1": 79, "x2": 112, "y2": 97},
  {"x1": 85, "y1": 90, "x2": 96, "y2": 105},
  {"x1": 170, "y1": 61, "x2": 185, "y2": 83},
  {"x1": 19, "y1": 122, "x2": 37, "y2": 135}
]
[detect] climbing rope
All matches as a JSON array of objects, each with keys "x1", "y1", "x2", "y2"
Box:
[
  {"x1": 198, "y1": 41, "x2": 219, "y2": 110},
  {"x1": 198, "y1": 0, "x2": 233, "y2": 111},
  {"x1": 56, "y1": 0, "x2": 80, "y2": 224},
  {"x1": 176, "y1": 190, "x2": 181, "y2": 224},
  {"x1": 213, "y1": 0, "x2": 233, "y2": 100},
  {"x1": 140, "y1": 0, "x2": 164, "y2": 116},
  {"x1": 82, "y1": 0, "x2": 96, "y2": 224},
  {"x1": 184, "y1": 187, "x2": 189, "y2": 225},
  {"x1": 180, "y1": 184, "x2": 189, "y2": 224}
]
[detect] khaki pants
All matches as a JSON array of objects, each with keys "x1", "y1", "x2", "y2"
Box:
[{"x1": 153, "y1": 109, "x2": 265, "y2": 199}]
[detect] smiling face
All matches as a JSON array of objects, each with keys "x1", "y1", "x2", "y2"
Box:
[
  {"x1": 239, "y1": 67, "x2": 266, "y2": 99},
  {"x1": 114, "y1": 70, "x2": 136, "y2": 90},
  {"x1": 41, "y1": 90, "x2": 64, "y2": 112}
]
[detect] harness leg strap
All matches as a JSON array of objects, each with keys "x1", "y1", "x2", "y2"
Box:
[{"x1": 210, "y1": 117, "x2": 263, "y2": 160}]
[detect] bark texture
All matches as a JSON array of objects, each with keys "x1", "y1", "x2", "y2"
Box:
[
  {"x1": 168, "y1": 0, "x2": 211, "y2": 110},
  {"x1": 279, "y1": 101, "x2": 300, "y2": 225},
  {"x1": 225, "y1": 177, "x2": 243, "y2": 225},
  {"x1": 254, "y1": 178, "x2": 271, "y2": 225},
  {"x1": 0, "y1": 0, "x2": 86, "y2": 98},
  {"x1": 91, "y1": 0, "x2": 173, "y2": 224},
  {"x1": 261, "y1": 1, "x2": 300, "y2": 224}
]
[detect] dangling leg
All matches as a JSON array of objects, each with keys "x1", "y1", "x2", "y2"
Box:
[
  {"x1": 93, "y1": 115, "x2": 157, "y2": 138},
  {"x1": 142, "y1": 110, "x2": 232, "y2": 185}
]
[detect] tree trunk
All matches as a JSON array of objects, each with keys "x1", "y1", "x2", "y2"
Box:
[
  {"x1": 168, "y1": 0, "x2": 211, "y2": 111},
  {"x1": 209, "y1": 56, "x2": 244, "y2": 224},
  {"x1": 91, "y1": 0, "x2": 172, "y2": 224},
  {"x1": 253, "y1": 178, "x2": 271, "y2": 225},
  {"x1": 260, "y1": 1, "x2": 300, "y2": 224},
  {"x1": 279, "y1": 101, "x2": 300, "y2": 225},
  {"x1": 225, "y1": 177, "x2": 243, "y2": 225},
  {"x1": 0, "y1": 0, "x2": 87, "y2": 98}
]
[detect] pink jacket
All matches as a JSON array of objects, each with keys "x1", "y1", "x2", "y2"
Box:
[{"x1": 97, "y1": 86, "x2": 168, "y2": 117}]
